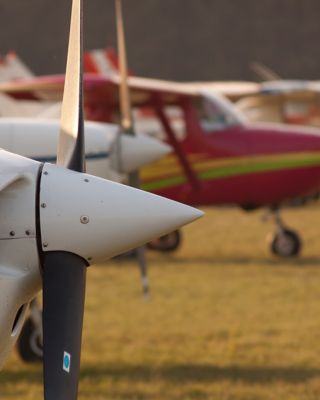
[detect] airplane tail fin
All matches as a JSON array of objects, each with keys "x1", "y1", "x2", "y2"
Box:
[
  {"x1": 250, "y1": 61, "x2": 280, "y2": 81},
  {"x1": 84, "y1": 48, "x2": 120, "y2": 75},
  {"x1": 0, "y1": 51, "x2": 34, "y2": 81}
]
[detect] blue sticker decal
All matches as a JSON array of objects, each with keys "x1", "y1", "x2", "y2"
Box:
[{"x1": 63, "y1": 351, "x2": 71, "y2": 373}]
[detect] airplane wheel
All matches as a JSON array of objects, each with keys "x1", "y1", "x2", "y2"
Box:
[
  {"x1": 147, "y1": 230, "x2": 181, "y2": 252},
  {"x1": 16, "y1": 318, "x2": 43, "y2": 363},
  {"x1": 270, "y1": 228, "x2": 301, "y2": 257}
]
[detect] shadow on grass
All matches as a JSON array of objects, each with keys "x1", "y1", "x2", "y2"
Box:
[
  {"x1": 2, "y1": 363, "x2": 320, "y2": 385},
  {"x1": 106, "y1": 252, "x2": 320, "y2": 269},
  {"x1": 159, "y1": 256, "x2": 320, "y2": 268},
  {"x1": 0, "y1": 368, "x2": 41, "y2": 384},
  {"x1": 80, "y1": 363, "x2": 320, "y2": 384}
]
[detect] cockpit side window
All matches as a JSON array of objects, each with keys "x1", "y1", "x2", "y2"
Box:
[{"x1": 194, "y1": 93, "x2": 246, "y2": 133}]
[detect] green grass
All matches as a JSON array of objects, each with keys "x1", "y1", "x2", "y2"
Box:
[{"x1": 2, "y1": 205, "x2": 320, "y2": 399}]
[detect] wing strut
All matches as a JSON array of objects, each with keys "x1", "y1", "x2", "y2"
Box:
[{"x1": 153, "y1": 96, "x2": 200, "y2": 190}]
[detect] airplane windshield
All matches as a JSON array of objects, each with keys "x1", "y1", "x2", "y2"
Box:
[{"x1": 196, "y1": 92, "x2": 247, "y2": 132}]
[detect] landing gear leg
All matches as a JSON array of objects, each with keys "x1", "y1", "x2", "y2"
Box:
[
  {"x1": 16, "y1": 298, "x2": 43, "y2": 362},
  {"x1": 269, "y1": 209, "x2": 302, "y2": 257}
]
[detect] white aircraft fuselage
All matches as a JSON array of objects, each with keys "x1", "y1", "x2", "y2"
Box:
[{"x1": 0, "y1": 118, "x2": 171, "y2": 182}]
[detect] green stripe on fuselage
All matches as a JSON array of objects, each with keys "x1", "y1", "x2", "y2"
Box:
[
  {"x1": 142, "y1": 175, "x2": 186, "y2": 191},
  {"x1": 142, "y1": 154, "x2": 320, "y2": 191},
  {"x1": 199, "y1": 154, "x2": 320, "y2": 180}
]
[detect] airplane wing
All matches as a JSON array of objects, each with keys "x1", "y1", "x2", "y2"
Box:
[
  {"x1": 0, "y1": 92, "x2": 58, "y2": 118},
  {"x1": 0, "y1": 75, "x2": 67, "y2": 101},
  {"x1": 0, "y1": 73, "x2": 199, "y2": 107},
  {"x1": 2, "y1": 69, "x2": 320, "y2": 123},
  {"x1": 3, "y1": 47, "x2": 320, "y2": 109},
  {"x1": 84, "y1": 47, "x2": 262, "y2": 100},
  {"x1": 183, "y1": 81, "x2": 261, "y2": 100}
]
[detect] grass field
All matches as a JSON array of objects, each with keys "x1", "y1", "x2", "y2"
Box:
[{"x1": 2, "y1": 205, "x2": 320, "y2": 399}]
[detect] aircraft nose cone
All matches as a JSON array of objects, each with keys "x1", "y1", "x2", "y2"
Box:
[
  {"x1": 111, "y1": 134, "x2": 171, "y2": 173},
  {"x1": 39, "y1": 163, "x2": 203, "y2": 263}
]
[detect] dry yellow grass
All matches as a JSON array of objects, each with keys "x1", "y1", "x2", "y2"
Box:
[{"x1": 2, "y1": 205, "x2": 320, "y2": 399}]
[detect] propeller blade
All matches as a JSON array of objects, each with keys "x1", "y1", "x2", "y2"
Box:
[
  {"x1": 116, "y1": 0, "x2": 150, "y2": 296},
  {"x1": 116, "y1": 0, "x2": 133, "y2": 133},
  {"x1": 57, "y1": 0, "x2": 85, "y2": 172},
  {"x1": 42, "y1": 252, "x2": 87, "y2": 400},
  {"x1": 42, "y1": 1, "x2": 87, "y2": 399}
]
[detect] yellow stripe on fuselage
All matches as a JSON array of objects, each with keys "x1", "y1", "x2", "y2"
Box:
[{"x1": 141, "y1": 151, "x2": 320, "y2": 186}]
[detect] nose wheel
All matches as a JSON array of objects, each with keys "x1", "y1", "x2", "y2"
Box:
[
  {"x1": 16, "y1": 299, "x2": 43, "y2": 362},
  {"x1": 268, "y1": 210, "x2": 302, "y2": 257},
  {"x1": 147, "y1": 230, "x2": 182, "y2": 252}
]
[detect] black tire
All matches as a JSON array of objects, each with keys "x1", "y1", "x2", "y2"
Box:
[
  {"x1": 16, "y1": 318, "x2": 43, "y2": 363},
  {"x1": 270, "y1": 228, "x2": 302, "y2": 257},
  {"x1": 147, "y1": 230, "x2": 182, "y2": 252}
]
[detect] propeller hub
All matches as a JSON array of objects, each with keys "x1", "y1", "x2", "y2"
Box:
[{"x1": 39, "y1": 163, "x2": 203, "y2": 264}]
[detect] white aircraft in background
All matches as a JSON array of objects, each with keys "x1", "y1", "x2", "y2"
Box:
[
  {"x1": 0, "y1": 55, "x2": 171, "y2": 180},
  {"x1": 0, "y1": 117, "x2": 171, "y2": 183},
  {"x1": 0, "y1": 59, "x2": 170, "y2": 183}
]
